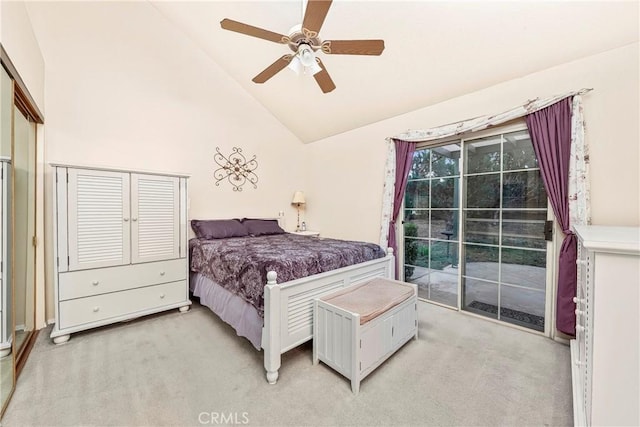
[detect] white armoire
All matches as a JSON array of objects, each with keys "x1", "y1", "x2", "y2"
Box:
[
  {"x1": 50, "y1": 164, "x2": 191, "y2": 344},
  {"x1": 0, "y1": 158, "x2": 11, "y2": 357},
  {"x1": 571, "y1": 225, "x2": 640, "y2": 427}
]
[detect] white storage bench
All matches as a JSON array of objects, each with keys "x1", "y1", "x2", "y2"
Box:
[{"x1": 313, "y1": 278, "x2": 418, "y2": 394}]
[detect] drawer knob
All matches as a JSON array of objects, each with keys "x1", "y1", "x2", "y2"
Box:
[
  {"x1": 93, "y1": 306, "x2": 100, "y2": 313},
  {"x1": 160, "y1": 271, "x2": 165, "y2": 276},
  {"x1": 160, "y1": 293, "x2": 166, "y2": 299},
  {"x1": 123, "y1": 218, "x2": 129, "y2": 222},
  {"x1": 575, "y1": 309, "x2": 584, "y2": 316},
  {"x1": 92, "y1": 280, "x2": 99, "y2": 286},
  {"x1": 132, "y1": 218, "x2": 138, "y2": 222},
  {"x1": 572, "y1": 297, "x2": 585, "y2": 304}
]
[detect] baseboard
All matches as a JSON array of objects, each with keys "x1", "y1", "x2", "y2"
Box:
[{"x1": 553, "y1": 335, "x2": 570, "y2": 345}]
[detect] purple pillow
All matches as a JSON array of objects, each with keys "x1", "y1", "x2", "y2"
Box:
[
  {"x1": 191, "y1": 219, "x2": 248, "y2": 239},
  {"x1": 241, "y1": 218, "x2": 285, "y2": 236}
]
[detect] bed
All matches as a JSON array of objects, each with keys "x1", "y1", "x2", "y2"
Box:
[{"x1": 188, "y1": 218, "x2": 395, "y2": 384}]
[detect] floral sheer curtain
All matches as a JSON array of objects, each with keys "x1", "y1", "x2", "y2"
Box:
[{"x1": 380, "y1": 89, "x2": 591, "y2": 335}]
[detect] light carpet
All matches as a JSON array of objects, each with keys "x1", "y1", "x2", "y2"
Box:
[{"x1": 2, "y1": 301, "x2": 572, "y2": 426}]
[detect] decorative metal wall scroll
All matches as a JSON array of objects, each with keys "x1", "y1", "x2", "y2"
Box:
[{"x1": 213, "y1": 147, "x2": 259, "y2": 191}]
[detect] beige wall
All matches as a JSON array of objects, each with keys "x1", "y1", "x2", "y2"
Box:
[
  {"x1": 0, "y1": 1, "x2": 45, "y2": 112},
  {"x1": 1, "y1": 0, "x2": 47, "y2": 329},
  {"x1": 23, "y1": 2, "x2": 307, "y2": 322},
  {"x1": 305, "y1": 43, "x2": 640, "y2": 244},
  {"x1": 13, "y1": 1, "x2": 640, "y2": 327}
]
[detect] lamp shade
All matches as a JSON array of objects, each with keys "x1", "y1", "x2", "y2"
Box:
[
  {"x1": 298, "y1": 44, "x2": 315, "y2": 67},
  {"x1": 287, "y1": 55, "x2": 302, "y2": 75},
  {"x1": 308, "y1": 60, "x2": 322, "y2": 76},
  {"x1": 292, "y1": 191, "x2": 306, "y2": 204}
]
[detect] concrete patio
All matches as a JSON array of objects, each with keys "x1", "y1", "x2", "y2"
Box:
[{"x1": 408, "y1": 262, "x2": 546, "y2": 326}]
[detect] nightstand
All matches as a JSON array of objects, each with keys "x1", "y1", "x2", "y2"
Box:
[{"x1": 292, "y1": 230, "x2": 320, "y2": 237}]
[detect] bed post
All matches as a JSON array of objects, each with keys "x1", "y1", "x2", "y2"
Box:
[
  {"x1": 387, "y1": 247, "x2": 395, "y2": 279},
  {"x1": 263, "y1": 271, "x2": 281, "y2": 384}
]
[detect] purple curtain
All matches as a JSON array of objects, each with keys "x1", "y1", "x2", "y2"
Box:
[
  {"x1": 388, "y1": 139, "x2": 416, "y2": 279},
  {"x1": 525, "y1": 97, "x2": 576, "y2": 336}
]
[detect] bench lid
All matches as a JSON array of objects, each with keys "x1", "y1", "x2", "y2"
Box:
[{"x1": 321, "y1": 278, "x2": 415, "y2": 324}]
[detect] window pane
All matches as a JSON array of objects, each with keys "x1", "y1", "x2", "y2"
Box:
[
  {"x1": 502, "y1": 210, "x2": 547, "y2": 249},
  {"x1": 501, "y1": 252, "x2": 546, "y2": 291},
  {"x1": 503, "y1": 131, "x2": 538, "y2": 171},
  {"x1": 502, "y1": 170, "x2": 547, "y2": 208},
  {"x1": 427, "y1": 271, "x2": 458, "y2": 307},
  {"x1": 404, "y1": 237, "x2": 429, "y2": 268},
  {"x1": 501, "y1": 247, "x2": 547, "y2": 270},
  {"x1": 404, "y1": 209, "x2": 429, "y2": 227},
  {"x1": 463, "y1": 278, "x2": 498, "y2": 319},
  {"x1": 466, "y1": 174, "x2": 500, "y2": 208},
  {"x1": 431, "y1": 144, "x2": 460, "y2": 177},
  {"x1": 405, "y1": 180, "x2": 429, "y2": 208},
  {"x1": 431, "y1": 177, "x2": 458, "y2": 208},
  {"x1": 430, "y1": 240, "x2": 459, "y2": 272},
  {"x1": 464, "y1": 244, "x2": 499, "y2": 282},
  {"x1": 464, "y1": 210, "x2": 499, "y2": 245},
  {"x1": 466, "y1": 136, "x2": 501, "y2": 173},
  {"x1": 500, "y1": 284, "x2": 545, "y2": 331},
  {"x1": 404, "y1": 264, "x2": 426, "y2": 283},
  {"x1": 409, "y1": 149, "x2": 431, "y2": 179},
  {"x1": 431, "y1": 210, "x2": 459, "y2": 241}
]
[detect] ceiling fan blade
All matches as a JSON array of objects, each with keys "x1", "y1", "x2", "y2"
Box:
[
  {"x1": 322, "y1": 40, "x2": 385, "y2": 55},
  {"x1": 302, "y1": 0, "x2": 333, "y2": 35},
  {"x1": 252, "y1": 55, "x2": 291, "y2": 84},
  {"x1": 220, "y1": 18, "x2": 288, "y2": 44},
  {"x1": 313, "y1": 59, "x2": 336, "y2": 93}
]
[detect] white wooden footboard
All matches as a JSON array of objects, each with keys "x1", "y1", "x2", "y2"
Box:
[{"x1": 262, "y1": 249, "x2": 395, "y2": 384}]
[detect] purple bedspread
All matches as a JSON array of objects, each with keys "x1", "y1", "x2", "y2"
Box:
[{"x1": 190, "y1": 233, "x2": 386, "y2": 318}]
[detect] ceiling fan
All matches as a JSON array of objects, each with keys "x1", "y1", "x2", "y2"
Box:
[{"x1": 220, "y1": 0, "x2": 385, "y2": 93}]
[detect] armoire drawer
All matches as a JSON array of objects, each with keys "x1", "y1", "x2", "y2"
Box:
[
  {"x1": 58, "y1": 259, "x2": 186, "y2": 301},
  {"x1": 58, "y1": 280, "x2": 187, "y2": 329}
]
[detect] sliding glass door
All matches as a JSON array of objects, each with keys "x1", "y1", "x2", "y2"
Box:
[
  {"x1": 402, "y1": 128, "x2": 550, "y2": 332},
  {"x1": 404, "y1": 143, "x2": 460, "y2": 307}
]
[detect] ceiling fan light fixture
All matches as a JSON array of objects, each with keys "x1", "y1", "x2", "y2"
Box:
[
  {"x1": 298, "y1": 44, "x2": 315, "y2": 67},
  {"x1": 308, "y1": 60, "x2": 322, "y2": 75},
  {"x1": 287, "y1": 55, "x2": 303, "y2": 74}
]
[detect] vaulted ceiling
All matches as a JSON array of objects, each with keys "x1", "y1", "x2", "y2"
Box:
[{"x1": 28, "y1": 1, "x2": 640, "y2": 143}]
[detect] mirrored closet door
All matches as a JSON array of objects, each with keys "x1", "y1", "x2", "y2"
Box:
[
  {"x1": 0, "y1": 61, "x2": 15, "y2": 420},
  {"x1": 12, "y1": 102, "x2": 36, "y2": 366},
  {"x1": 1, "y1": 48, "x2": 42, "y2": 419}
]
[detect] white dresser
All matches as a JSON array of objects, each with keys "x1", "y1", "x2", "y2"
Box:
[
  {"x1": 0, "y1": 158, "x2": 11, "y2": 356},
  {"x1": 572, "y1": 225, "x2": 640, "y2": 427},
  {"x1": 50, "y1": 164, "x2": 191, "y2": 344}
]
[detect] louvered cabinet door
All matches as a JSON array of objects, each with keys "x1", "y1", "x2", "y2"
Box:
[
  {"x1": 130, "y1": 174, "x2": 180, "y2": 264},
  {"x1": 67, "y1": 169, "x2": 131, "y2": 271}
]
